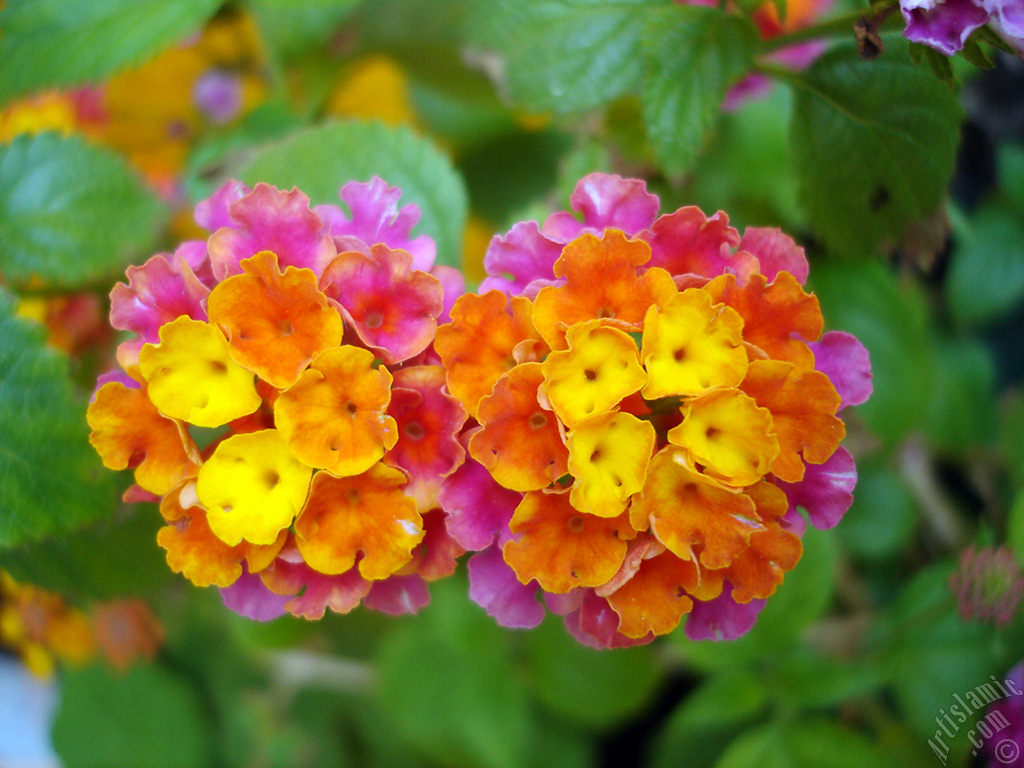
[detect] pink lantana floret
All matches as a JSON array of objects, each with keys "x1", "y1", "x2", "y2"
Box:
[
  {"x1": 685, "y1": 584, "x2": 767, "y2": 641},
  {"x1": 363, "y1": 574, "x2": 431, "y2": 615},
  {"x1": 316, "y1": 177, "x2": 436, "y2": 272},
  {"x1": 109, "y1": 252, "x2": 210, "y2": 342},
  {"x1": 320, "y1": 245, "x2": 443, "y2": 364},
  {"x1": 208, "y1": 183, "x2": 337, "y2": 279},
  {"x1": 220, "y1": 568, "x2": 289, "y2": 622},
  {"x1": 776, "y1": 447, "x2": 857, "y2": 531},
  {"x1": 467, "y1": 547, "x2": 545, "y2": 629}
]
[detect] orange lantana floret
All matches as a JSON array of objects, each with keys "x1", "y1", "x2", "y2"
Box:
[
  {"x1": 503, "y1": 490, "x2": 633, "y2": 593},
  {"x1": 704, "y1": 272, "x2": 823, "y2": 368},
  {"x1": 87, "y1": 381, "x2": 200, "y2": 495},
  {"x1": 631, "y1": 450, "x2": 764, "y2": 569},
  {"x1": 294, "y1": 464, "x2": 423, "y2": 580},
  {"x1": 275, "y1": 346, "x2": 398, "y2": 477},
  {"x1": 207, "y1": 250, "x2": 344, "y2": 389},
  {"x1": 435, "y1": 290, "x2": 547, "y2": 419},
  {"x1": 739, "y1": 359, "x2": 845, "y2": 483},
  {"x1": 469, "y1": 362, "x2": 569, "y2": 492},
  {"x1": 532, "y1": 231, "x2": 678, "y2": 350}
]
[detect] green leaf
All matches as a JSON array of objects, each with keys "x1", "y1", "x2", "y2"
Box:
[
  {"x1": 836, "y1": 461, "x2": 917, "y2": 560},
  {"x1": 0, "y1": 290, "x2": 119, "y2": 549},
  {"x1": 465, "y1": 0, "x2": 664, "y2": 113},
  {"x1": 770, "y1": 652, "x2": 885, "y2": 710},
  {"x1": 810, "y1": 258, "x2": 936, "y2": 446},
  {"x1": 641, "y1": 6, "x2": 758, "y2": 175},
  {"x1": 1008, "y1": 490, "x2": 1024, "y2": 569},
  {"x1": 789, "y1": 42, "x2": 962, "y2": 256},
  {"x1": 525, "y1": 612, "x2": 662, "y2": 729},
  {"x1": 650, "y1": 669, "x2": 768, "y2": 768},
  {"x1": 241, "y1": 120, "x2": 468, "y2": 268},
  {"x1": 247, "y1": 0, "x2": 360, "y2": 61},
  {"x1": 0, "y1": 133, "x2": 164, "y2": 290},
  {"x1": 376, "y1": 578, "x2": 533, "y2": 768},
  {"x1": 52, "y1": 663, "x2": 214, "y2": 768},
  {"x1": 999, "y1": 391, "x2": 1024, "y2": 488},
  {"x1": 922, "y1": 337, "x2": 997, "y2": 452},
  {"x1": 947, "y1": 200, "x2": 1024, "y2": 326},
  {"x1": 0, "y1": 0, "x2": 221, "y2": 102},
  {"x1": 716, "y1": 719, "x2": 900, "y2": 768},
  {"x1": 0, "y1": 508, "x2": 173, "y2": 602},
  {"x1": 876, "y1": 561, "x2": 995, "y2": 744}
]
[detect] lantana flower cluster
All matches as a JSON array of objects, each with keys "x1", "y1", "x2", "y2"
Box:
[
  {"x1": 88, "y1": 172, "x2": 871, "y2": 647},
  {"x1": 88, "y1": 178, "x2": 466, "y2": 621},
  {"x1": 436, "y1": 174, "x2": 872, "y2": 647}
]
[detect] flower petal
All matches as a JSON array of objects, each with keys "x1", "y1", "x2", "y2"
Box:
[
  {"x1": 668, "y1": 388, "x2": 779, "y2": 488},
  {"x1": 567, "y1": 411, "x2": 655, "y2": 518},
  {"x1": 197, "y1": 429, "x2": 313, "y2": 546},
  {"x1": 435, "y1": 290, "x2": 547, "y2": 419},
  {"x1": 503, "y1": 490, "x2": 631, "y2": 593},
  {"x1": 532, "y1": 231, "x2": 677, "y2": 350},
  {"x1": 139, "y1": 317, "x2": 261, "y2": 428},
  {"x1": 275, "y1": 346, "x2": 398, "y2": 477},
  {"x1": 294, "y1": 464, "x2": 422, "y2": 580},
  {"x1": 87, "y1": 381, "x2": 200, "y2": 495},
  {"x1": 467, "y1": 547, "x2": 545, "y2": 628},
  {"x1": 469, "y1": 363, "x2": 569, "y2": 492},
  {"x1": 207, "y1": 250, "x2": 343, "y2": 388},
  {"x1": 739, "y1": 359, "x2": 844, "y2": 483},
  {"x1": 540, "y1": 320, "x2": 647, "y2": 427},
  {"x1": 640, "y1": 288, "x2": 748, "y2": 399},
  {"x1": 320, "y1": 244, "x2": 442, "y2": 364}
]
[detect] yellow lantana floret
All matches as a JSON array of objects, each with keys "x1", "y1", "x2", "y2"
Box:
[
  {"x1": 540, "y1": 320, "x2": 646, "y2": 427},
  {"x1": 197, "y1": 429, "x2": 313, "y2": 546},
  {"x1": 667, "y1": 389, "x2": 779, "y2": 488},
  {"x1": 567, "y1": 411, "x2": 655, "y2": 518},
  {"x1": 139, "y1": 316, "x2": 261, "y2": 427},
  {"x1": 641, "y1": 288, "x2": 748, "y2": 399}
]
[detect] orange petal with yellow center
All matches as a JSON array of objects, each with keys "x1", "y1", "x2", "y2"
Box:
[
  {"x1": 640, "y1": 288, "x2": 748, "y2": 399},
  {"x1": 567, "y1": 411, "x2": 655, "y2": 518},
  {"x1": 540, "y1": 320, "x2": 647, "y2": 427},
  {"x1": 739, "y1": 359, "x2": 845, "y2": 483},
  {"x1": 207, "y1": 250, "x2": 343, "y2": 388},
  {"x1": 294, "y1": 464, "x2": 423, "y2": 580},
  {"x1": 704, "y1": 272, "x2": 822, "y2": 368},
  {"x1": 532, "y1": 231, "x2": 678, "y2": 350},
  {"x1": 469, "y1": 362, "x2": 568, "y2": 492},
  {"x1": 275, "y1": 346, "x2": 398, "y2": 476},
  {"x1": 196, "y1": 429, "x2": 313, "y2": 546},
  {"x1": 139, "y1": 316, "x2": 261, "y2": 427},
  {"x1": 632, "y1": 448, "x2": 764, "y2": 569},
  {"x1": 87, "y1": 381, "x2": 200, "y2": 495},
  {"x1": 725, "y1": 522, "x2": 803, "y2": 603},
  {"x1": 435, "y1": 290, "x2": 546, "y2": 419},
  {"x1": 605, "y1": 552, "x2": 701, "y2": 638},
  {"x1": 668, "y1": 388, "x2": 779, "y2": 488},
  {"x1": 503, "y1": 489, "x2": 632, "y2": 593}
]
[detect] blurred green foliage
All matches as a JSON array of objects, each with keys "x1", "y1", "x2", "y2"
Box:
[{"x1": 0, "y1": 0, "x2": 1022, "y2": 766}]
